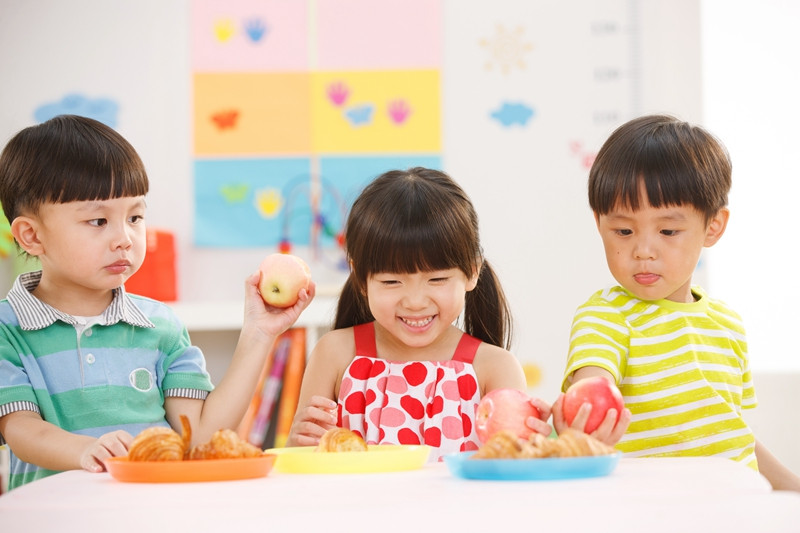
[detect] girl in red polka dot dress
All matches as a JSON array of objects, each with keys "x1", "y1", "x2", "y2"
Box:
[{"x1": 287, "y1": 168, "x2": 552, "y2": 460}]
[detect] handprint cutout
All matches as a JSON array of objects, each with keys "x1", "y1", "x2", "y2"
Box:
[
  {"x1": 214, "y1": 18, "x2": 236, "y2": 42},
  {"x1": 327, "y1": 82, "x2": 350, "y2": 107},
  {"x1": 244, "y1": 17, "x2": 269, "y2": 42},
  {"x1": 387, "y1": 99, "x2": 411, "y2": 124},
  {"x1": 255, "y1": 188, "x2": 283, "y2": 218}
]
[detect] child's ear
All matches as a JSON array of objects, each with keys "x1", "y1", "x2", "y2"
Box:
[
  {"x1": 10, "y1": 216, "x2": 43, "y2": 256},
  {"x1": 704, "y1": 207, "x2": 730, "y2": 247},
  {"x1": 466, "y1": 263, "x2": 481, "y2": 292}
]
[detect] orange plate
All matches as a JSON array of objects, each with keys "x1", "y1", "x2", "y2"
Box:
[{"x1": 105, "y1": 454, "x2": 276, "y2": 483}]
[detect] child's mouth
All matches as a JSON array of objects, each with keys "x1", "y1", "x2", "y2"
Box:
[
  {"x1": 401, "y1": 316, "x2": 434, "y2": 327},
  {"x1": 634, "y1": 273, "x2": 660, "y2": 285}
]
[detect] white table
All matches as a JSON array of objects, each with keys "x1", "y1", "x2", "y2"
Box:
[{"x1": 1, "y1": 457, "x2": 798, "y2": 532}]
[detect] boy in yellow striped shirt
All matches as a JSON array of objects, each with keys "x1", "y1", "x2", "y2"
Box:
[{"x1": 552, "y1": 114, "x2": 800, "y2": 492}]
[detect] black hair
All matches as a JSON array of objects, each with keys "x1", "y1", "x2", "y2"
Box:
[
  {"x1": 334, "y1": 167, "x2": 513, "y2": 350},
  {"x1": 588, "y1": 114, "x2": 731, "y2": 222},
  {"x1": 0, "y1": 114, "x2": 149, "y2": 223}
]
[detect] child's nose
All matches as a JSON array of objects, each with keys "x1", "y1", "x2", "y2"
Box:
[
  {"x1": 402, "y1": 285, "x2": 429, "y2": 308},
  {"x1": 112, "y1": 225, "x2": 134, "y2": 249},
  {"x1": 633, "y1": 238, "x2": 655, "y2": 260}
]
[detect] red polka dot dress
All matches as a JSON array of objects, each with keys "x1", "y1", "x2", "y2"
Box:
[{"x1": 338, "y1": 322, "x2": 482, "y2": 461}]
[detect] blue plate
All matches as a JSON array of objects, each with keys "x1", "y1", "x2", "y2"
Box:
[{"x1": 443, "y1": 451, "x2": 621, "y2": 481}]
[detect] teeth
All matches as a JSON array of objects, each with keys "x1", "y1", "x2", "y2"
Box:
[{"x1": 402, "y1": 316, "x2": 433, "y2": 327}]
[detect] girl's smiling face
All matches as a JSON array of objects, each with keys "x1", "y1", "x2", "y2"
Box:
[
  {"x1": 366, "y1": 267, "x2": 477, "y2": 354},
  {"x1": 595, "y1": 186, "x2": 728, "y2": 303}
]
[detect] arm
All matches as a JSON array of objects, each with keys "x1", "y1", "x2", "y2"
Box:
[
  {"x1": 755, "y1": 438, "x2": 800, "y2": 492},
  {"x1": 474, "y1": 344, "x2": 552, "y2": 436},
  {"x1": 165, "y1": 272, "x2": 315, "y2": 444},
  {"x1": 0, "y1": 410, "x2": 132, "y2": 473},
  {"x1": 285, "y1": 329, "x2": 353, "y2": 447},
  {"x1": 552, "y1": 366, "x2": 631, "y2": 445}
]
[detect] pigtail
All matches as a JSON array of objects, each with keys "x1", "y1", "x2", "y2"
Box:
[
  {"x1": 334, "y1": 275, "x2": 373, "y2": 330},
  {"x1": 463, "y1": 261, "x2": 513, "y2": 351}
]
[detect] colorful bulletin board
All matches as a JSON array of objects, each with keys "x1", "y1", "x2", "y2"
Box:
[{"x1": 191, "y1": 0, "x2": 442, "y2": 266}]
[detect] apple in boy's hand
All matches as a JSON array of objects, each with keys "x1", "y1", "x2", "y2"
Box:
[
  {"x1": 475, "y1": 388, "x2": 542, "y2": 443},
  {"x1": 563, "y1": 376, "x2": 625, "y2": 434},
  {"x1": 258, "y1": 253, "x2": 311, "y2": 308}
]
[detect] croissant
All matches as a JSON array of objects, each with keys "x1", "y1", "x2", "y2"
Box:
[
  {"x1": 127, "y1": 415, "x2": 192, "y2": 462},
  {"x1": 315, "y1": 427, "x2": 368, "y2": 452},
  {"x1": 188, "y1": 428, "x2": 263, "y2": 460},
  {"x1": 471, "y1": 428, "x2": 616, "y2": 460},
  {"x1": 471, "y1": 430, "x2": 528, "y2": 459},
  {"x1": 540, "y1": 429, "x2": 616, "y2": 458}
]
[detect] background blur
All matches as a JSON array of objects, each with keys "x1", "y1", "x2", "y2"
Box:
[{"x1": 0, "y1": 0, "x2": 797, "y2": 471}]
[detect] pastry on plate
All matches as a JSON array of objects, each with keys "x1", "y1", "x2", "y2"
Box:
[
  {"x1": 471, "y1": 428, "x2": 616, "y2": 460},
  {"x1": 189, "y1": 428, "x2": 263, "y2": 460},
  {"x1": 315, "y1": 427, "x2": 368, "y2": 452},
  {"x1": 127, "y1": 415, "x2": 192, "y2": 461}
]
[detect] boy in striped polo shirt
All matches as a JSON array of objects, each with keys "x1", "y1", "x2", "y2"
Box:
[
  {"x1": 0, "y1": 115, "x2": 315, "y2": 490},
  {"x1": 551, "y1": 114, "x2": 800, "y2": 492}
]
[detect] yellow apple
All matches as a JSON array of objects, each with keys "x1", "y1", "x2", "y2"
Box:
[{"x1": 257, "y1": 253, "x2": 311, "y2": 308}]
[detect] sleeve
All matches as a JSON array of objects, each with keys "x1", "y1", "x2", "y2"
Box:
[
  {"x1": 155, "y1": 309, "x2": 214, "y2": 398},
  {"x1": 561, "y1": 296, "x2": 631, "y2": 392},
  {"x1": 0, "y1": 327, "x2": 39, "y2": 415}
]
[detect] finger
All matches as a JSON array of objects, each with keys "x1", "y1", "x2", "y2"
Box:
[
  {"x1": 529, "y1": 397, "x2": 552, "y2": 420},
  {"x1": 551, "y1": 394, "x2": 567, "y2": 432},
  {"x1": 590, "y1": 408, "x2": 618, "y2": 441},
  {"x1": 307, "y1": 406, "x2": 337, "y2": 425},
  {"x1": 609, "y1": 408, "x2": 632, "y2": 441},
  {"x1": 569, "y1": 402, "x2": 592, "y2": 432},
  {"x1": 526, "y1": 417, "x2": 553, "y2": 436},
  {"x1": 309, "y1": 395, "x2": 337, "y2": 410}
]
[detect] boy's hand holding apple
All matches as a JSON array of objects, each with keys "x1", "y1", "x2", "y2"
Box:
[
  {"x1": 243, "y1": 253, "x2": 316, "y2": 339},
  {"x1": 552, "y1": 374, "x2": 631, "y2": 446},
  {"x1": 258, "y1": 253, "x2": 312, "y2": 308}
]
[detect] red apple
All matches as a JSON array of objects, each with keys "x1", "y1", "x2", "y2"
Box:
[
  {"x1": 475, "y1": 388, "x2": 542, "y2": 443},
  {"x1": 562, "y1": 376, "x2": 625, "y2": 433},
  {"x1": 257, "y1": 253, "x2": 311, "y2": 308}
]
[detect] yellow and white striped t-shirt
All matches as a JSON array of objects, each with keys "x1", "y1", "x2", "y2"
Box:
[{"x1": 563, "y1": 285, "x2": 758, "y2": 470}]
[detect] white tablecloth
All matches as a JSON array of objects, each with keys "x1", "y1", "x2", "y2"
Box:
[{"x1": 1, "y1": 457, "x2": 798, "y2": 532}]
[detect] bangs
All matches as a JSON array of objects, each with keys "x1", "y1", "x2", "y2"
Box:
[
  {"x1": 51, "y1": 157, "x2": 149, "y2": 204},
  {"x1": 589, "y1": 117, "x2": 730, "y2": 218},
  {"x1": 358, "y1": 214, "x2": 473, "y2": 277}
]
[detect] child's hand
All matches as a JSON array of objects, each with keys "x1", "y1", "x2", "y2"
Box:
[
  {"x1": 287, "y1": 395, "x2": 338, "y2": 447},
  {"x1": 81, "y1": 430, "x2": 133, "y2": 473},
  {"x1": 551, "y1": 393, "x2": 631, "y2": 446},
  {"x1": 243, "y1": 272, "x2": 316, "y2": 339},
  {"x1": 525, "y1": 396, "x2": 554, "y2": 436}
]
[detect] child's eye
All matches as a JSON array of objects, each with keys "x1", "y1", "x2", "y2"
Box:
[
  {"x1": 614, "y1": 229, "x2": 632, "y2": 236},
  {"x1": 129, "y1": 215, "x2": 144, "y2": 224},
  {"x1": 88, "y1": 219, "x2": 107, "y2": 227},
  {"x1": 661, "y1": 229, "x2": 678, "y2": 236},
  {"x1": 430, "y1": 277, "x2": 449, "y2": 283}
]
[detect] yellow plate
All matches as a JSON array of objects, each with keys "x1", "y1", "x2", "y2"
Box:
[
  {"x1": 264, "y1": 444, "x2": 431, "y2": 474},
  {"x1": 105, "y1": 455, "x2": 276, "y2": 483}
]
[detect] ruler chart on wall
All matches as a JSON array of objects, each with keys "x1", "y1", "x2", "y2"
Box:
[{"x1": 574, "y1": 0, "x2": 643, "y2": 172}]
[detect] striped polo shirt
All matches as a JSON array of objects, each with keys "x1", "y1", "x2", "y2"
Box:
[
  {"x1": 563, "y1": 285, "x2": 758, "y2": 470},
  {"x1": 0, "y1": 271, "x2": 213, "y2": 489}
]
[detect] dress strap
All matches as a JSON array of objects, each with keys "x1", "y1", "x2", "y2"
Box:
[
  {"x1": 453, "y1": 333, "x2": 481, "y2": 364},
  {"x1": 353, "y1": 322, "x2": 378, "y2": 358}
]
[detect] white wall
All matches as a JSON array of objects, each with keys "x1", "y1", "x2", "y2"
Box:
[{"x1": 701, "y1": 0, "x2": 800, "y2": 473}]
